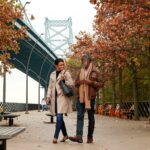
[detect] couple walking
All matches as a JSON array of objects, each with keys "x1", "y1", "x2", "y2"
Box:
[{"x1": 46, "y1": 53, "x2": 103, "y2": 144}]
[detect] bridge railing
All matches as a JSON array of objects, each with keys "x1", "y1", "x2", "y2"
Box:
[{"x1": 0, "y1": 102, "x2": 38, "y2": 112}]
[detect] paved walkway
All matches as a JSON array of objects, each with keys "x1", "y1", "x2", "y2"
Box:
[{"x1": 0, "y1": 110, "x2": 150, "y2": 150}]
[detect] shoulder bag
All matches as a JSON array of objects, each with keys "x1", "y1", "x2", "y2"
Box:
[{"x1": 59, "y1": 72, "x2": 74, "y2": 97}]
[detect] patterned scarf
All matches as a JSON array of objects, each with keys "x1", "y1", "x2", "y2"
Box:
[{"x1": 79, "y1": 63, "x2": 93, "y2": 109}]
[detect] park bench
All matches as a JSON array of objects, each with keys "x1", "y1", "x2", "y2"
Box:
[
  {"x1": 45, "y1": 113, "x2": 56, "y2": 124},
  {"x1": 3, "y1": 114, "x2": 20, "y2": 126},
  {"x1": 0, "y1": 127, "x2": 25, "y2": 150}
]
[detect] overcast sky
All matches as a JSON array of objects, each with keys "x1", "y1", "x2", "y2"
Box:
[
  {"x1": 24, "y1": 0, "x2": 96, "y2": 36},
  {"x1": 0, "y1": 0, "x2": 96, "y2": 104}
]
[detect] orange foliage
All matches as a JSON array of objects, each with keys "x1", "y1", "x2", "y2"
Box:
[
  {"x1": 70, "y1": 0, "x2": 150, "y2": 84},
  {"x1": 0, "y1": 0, "x2": 26, "y2": 75},
  {"x1": 89, "y1": 0, "x2": 97, "y2": 4},
  {"x1": 70, "y1": 31, "x2": 95, "y2": 57}
]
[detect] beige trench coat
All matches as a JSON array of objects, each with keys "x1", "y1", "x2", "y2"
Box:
[{"x1": 46, "y1": 70, "x2": 74, "y2": 115}]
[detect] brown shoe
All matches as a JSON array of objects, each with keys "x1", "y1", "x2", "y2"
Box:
[
  {"x1": 87, "y1": 137, "x2": 93, "y2": 143},
  {"x1": 60, "y1": 136, "x2": 68, "y2": 142},
  {"x1": 52, "y1": 138, "x2": 57, "y2": 144},
  {"x1": 69, "y1": 136, "x2": 83, "y2": 143}
]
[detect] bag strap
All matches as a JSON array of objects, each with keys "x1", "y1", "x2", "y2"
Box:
[{"x1": 61, "y1": 70, "x2": 67, "y2": 77}]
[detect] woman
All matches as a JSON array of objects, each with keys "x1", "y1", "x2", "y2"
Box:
[{"x1": 46, "y1": 58, "x2": 74, "y2": 144}]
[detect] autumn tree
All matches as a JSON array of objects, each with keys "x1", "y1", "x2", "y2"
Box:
[
  {"x1": 0, "y1": 0, "x2": 26, "y2": 75},
  {"x1": 89, "y1": 0, "x2": 97, "y2": 5},
  {"x1": 92, "y1": 0, "x2": 150, "y2": 119},
  {"x1": 70, "y1": 31, "x2": 94, "y2": 56},
  {"x1": 69, "y1": 0, "x2": 150, "y2": 119},
  {"x1": 70, "y1": 31, "x2": 110, "y2": 113}
]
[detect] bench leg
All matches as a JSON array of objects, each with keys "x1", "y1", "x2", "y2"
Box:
[
  {"x1": 9, "y1": 118, "x2": 14, "y2": 126},
  {"x1": 0, "y1": 139, "x2": 6, "y2": 150}
]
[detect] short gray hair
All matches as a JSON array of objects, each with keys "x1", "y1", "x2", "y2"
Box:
[{"x1": 81, "y1": 53, "x2": 92, "y2": 61}]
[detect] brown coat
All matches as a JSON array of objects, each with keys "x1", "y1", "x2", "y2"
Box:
[
  {"x1": 75, "y1": 67, "x2": 103, "y2": 99},
  {"x1": 46, "y1": 70, "x2": 74, "y2": 115}
]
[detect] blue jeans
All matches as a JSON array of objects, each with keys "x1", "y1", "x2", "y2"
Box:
[
  {"x1": 54, "y1": 114, "x2": 68, "y2": 139},
  {"x1": 76, "y1": 99, "x2": 95, "y2": 138}
]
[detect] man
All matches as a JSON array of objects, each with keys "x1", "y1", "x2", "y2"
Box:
[
  {"x1": 69, "y1": 53, "x2": 103, "y2": 143},
  {"x1": 41, "y1": 98, "x2": 47, "y2": 111}
]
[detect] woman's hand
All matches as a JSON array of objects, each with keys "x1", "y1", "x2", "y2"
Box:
[{"x1": 61, "y1": 75, "x2": 65, "y2": 81}]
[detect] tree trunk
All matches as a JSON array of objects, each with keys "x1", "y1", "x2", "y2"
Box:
[
  {"x1": 118, "y1": 68, "x2": 123, "y2": 107},
  {"x1": 131, "y1": 63, "x2": 139, "y2": 120},
  {"x1": 3, "y1": 72, "x2": 6, "y2": 112},
  {"x1": 148, "y1": 48, "x2": 150, "y2": 123},
  {"x1": 102, "y1": 87, "x2": 105, "y2": 115},
  {"x1": 112, "y1": 65, "x2": 116, "y2": 109},
  {"x1": 148, "y1": 76, "x2": 150, "y2": 123}
]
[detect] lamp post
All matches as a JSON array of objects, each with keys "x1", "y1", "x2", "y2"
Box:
[
  {"x1": 28, "y1": 69, "x2": 40, "y2": 112},
  {"x1": 38, "y1": 79, "x2": 40, "y2": 112},
  {"x1": 3, "y1": 69, "x2": 6, "y2": 112},
  {"x1": 19, "y1": 1, "x2": 30, "y2": 14},
  {"x1": 38, "y1": 55, "x2": 48, "y2": 112},
  {"x1": 25, "y1": 33, "x2": 44, "y2": 114},
  {"x1": 19, "y1": 1, "x2": 30, "y2": 13},
  {"x1": 3, "y1": 58, "x2": 27, "y2": 112},
  {"x1": 18, "y1": 0, "x2": 33, "y2": 27},
  {"x1": 29, "y1": 69, "x2": 46, "y2": 112},
  {"x1": 11, "y1": 58, "x2": 29, "y2": 114},
  {"x1": 22, "y1": 2, "x2": 32, "y2": 27},
  {"x1": 11, "y1": 58, "x2": 27, "y2": 112},
  {"x1": 22, "y1": 2, "x2": 31, "y2": 10}
]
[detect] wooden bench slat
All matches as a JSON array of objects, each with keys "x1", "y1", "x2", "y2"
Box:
[
  {"x1": 3, "y1": 114, "x2": 20, "y2": 119},
  {"x1": 0, "y1": 128, "x2": 22, "y2": 135},
  {"x1": 0, "y1": 127, "x2": 25, "y2": 139}
]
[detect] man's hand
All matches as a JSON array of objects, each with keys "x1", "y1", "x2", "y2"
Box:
[
  {"x1": 76, "y1": 80, "x2": 84, "y2": 85},
  {"x1": 84, "y1": 79, "x2": 93, "y2": 85}
]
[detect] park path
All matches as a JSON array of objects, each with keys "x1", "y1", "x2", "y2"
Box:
[{"x1": 0, "y1": 110, "x2": 149, "y2": 150}]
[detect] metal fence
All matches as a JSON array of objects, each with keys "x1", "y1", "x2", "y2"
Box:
[
  {"x1": 122, "y1": 101, "x2": 149, "y2": 118},
  {"x1": 0, "y1": 102, "x2": 38, "y2": 112},
  {"x1": 101, "y1": 101, "x2": 149, "y2": 118}
]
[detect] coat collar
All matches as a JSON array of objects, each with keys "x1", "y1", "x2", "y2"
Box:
[{"x1": 54, "y1": 70, "x2": 65, "y2": 81}]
